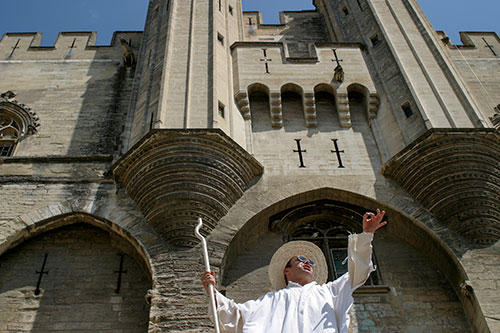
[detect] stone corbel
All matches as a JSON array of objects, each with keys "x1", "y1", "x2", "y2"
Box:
[
  {"x1": 235, "y1": 90, "x2": 251, "y2": 120},
  {"x1": 303, "y1": 91, "x2": 317, "y2": 128},
  {"x1": 367, "y1": 92, "x2": 380, "y2": 120},
  {"x1": 269, "y1": 90, "x2": 283, "y2": 128},
  {"x1": 335, "y1": 90, "x2": 351, "y2": 128}
]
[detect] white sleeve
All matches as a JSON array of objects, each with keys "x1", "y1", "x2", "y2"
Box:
[
  {"x1": 348, "y1": 232, "x2": 375, "y2": 289},
  {"x1": 208, "y1": 291, "x2": 243, "y2": 333}
]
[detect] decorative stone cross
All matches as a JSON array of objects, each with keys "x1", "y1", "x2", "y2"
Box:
[
  {"x1": 260, "y1": 49, "x2": 272, "y2": 74},
  {"x1": 482, "y1": 37, "x2": 497, "y2": 56},
  {"x1": 35, "y1": 253, "x2": 49, "y2": 296},
  {"x1": 8, "y1": 39, "x2": 20, "y2": 59},
  {"x1": 330, "y1": 139, "x2": 345, "y2": 168}
]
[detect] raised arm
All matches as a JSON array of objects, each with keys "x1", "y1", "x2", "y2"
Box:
[{"x1": 348, "y1": 209, "x2": 387, "y2": 288}]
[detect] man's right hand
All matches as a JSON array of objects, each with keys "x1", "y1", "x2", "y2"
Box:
[{"x1": 201, "y1": 270, "x2": 216, "y2": 294}]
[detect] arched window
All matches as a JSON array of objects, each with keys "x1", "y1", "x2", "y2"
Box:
[
  {"x1": 270, "y1": 200, "x2": 383, "y2": 286},
  {"x1": 0, "y1": 91, "x2": 39, "y2": 157},
  {"x1": 0, "y1": 113, "x2": 21, "y2": 156}
]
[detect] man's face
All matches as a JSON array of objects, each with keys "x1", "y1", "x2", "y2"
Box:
[{"x1": 283, "y1": 256, "x2": 314, "y2": 286}]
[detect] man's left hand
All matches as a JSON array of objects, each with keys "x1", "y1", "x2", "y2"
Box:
[{"x1": 363, "y1": 209, "x2": 387, "y2": 233}]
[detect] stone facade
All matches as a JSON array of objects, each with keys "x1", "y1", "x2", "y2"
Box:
[{"x1": 0, "y1": 0, "x2": 499, "y2": 332}]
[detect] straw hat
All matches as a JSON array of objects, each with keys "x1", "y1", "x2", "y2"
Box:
[{"x1": 268, "y1": 241, "x2": 328, "y2": 290}]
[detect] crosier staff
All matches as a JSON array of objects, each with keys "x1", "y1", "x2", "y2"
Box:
[{"x1": 195, "y1": 217, "x2": 220, "y2": 333}]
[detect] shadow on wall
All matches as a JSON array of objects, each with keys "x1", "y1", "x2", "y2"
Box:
[{"x1": 0, "y1": 223, "x2": 151, "y2": 332}]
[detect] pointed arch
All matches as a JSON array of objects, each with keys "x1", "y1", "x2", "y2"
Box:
[
  {"x1": 0, "y1": 91, "x2": 40, "y2": 156},
  {"x1": 209, "y1": 184, "x2": 486, "y2": 331},
  {"x1": 0, "y1": 212, "x2": 154, "y2": 331},
  {"x1": 314, "y1": 83, "x2": 339, "y2": 129},
  {"x1": 248, "y1": 83, "x2": 272, "y2": 132},
  {"x1": 0, "y1": 201, "x2": 158, "y2": 278},
  {"x1": 281, "y1": 83, "x2": 305, "y2": 129}
]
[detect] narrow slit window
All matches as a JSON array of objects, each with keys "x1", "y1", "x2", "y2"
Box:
[
  {"x1": 229, "y1": 5, "x2": 233, "y2": 15},
  {"x1": 342, "y1": 6, "x2": 349, "y2": 16},
  {"x1": 356, "y1": 0, "x2": 363, "y2": 11},
  {"x1": 370, "y1": 34, "x2": 380, "y2": 47},
  {"x1": 402, "y1": 102, "x2": 413, "y2": 118}
]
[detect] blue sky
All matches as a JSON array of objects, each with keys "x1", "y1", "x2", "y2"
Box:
[{"x1": 0, "y1": 0, "x2": 498, "y2": 46}]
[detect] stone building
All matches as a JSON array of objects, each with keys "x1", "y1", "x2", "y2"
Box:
[{"x1": 0, "y1": 0, "x2": 499, "y2": 331}]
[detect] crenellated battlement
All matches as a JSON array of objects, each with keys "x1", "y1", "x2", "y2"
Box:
[
  {"x1": 438, "y1": 31, "x2": 500, "y2": 57},
  {"x1": 242, "y1": 10, "x2": 329, "y2": 50},
  {"x1": 0, "y1": 31, "x2": 143, "y2": 61}
]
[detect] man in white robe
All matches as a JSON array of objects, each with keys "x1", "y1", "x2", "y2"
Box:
[{"x1": 201, "y1": 209, "x2": 387, "y2": 332}]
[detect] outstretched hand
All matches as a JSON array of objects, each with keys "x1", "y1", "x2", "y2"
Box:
[{"x1": 363, "y1": 209, "x2": 387, "y2": 233}]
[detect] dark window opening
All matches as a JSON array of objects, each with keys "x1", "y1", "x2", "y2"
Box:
[
  {"x1": 348, "y1": 90, "x2": 364, "y2": 103},
  {"x1": 356, "y1": 0, "x2": 364, "y2": 11},
  {"x1": 370, "y1": 34, "x2": 380, "y2": 47},
  {"x1": 342, "y1": 6, "x2": 349, "y2": 16},
  {"x1": 0, "y1": 142, "x2": 15, "y2": 157},
  {"x1": 229, "y1": 5, "x2": 233, "y2": 15},
  {"x1": 402, "y1": 102, "x2": 413, "y2": 118}
]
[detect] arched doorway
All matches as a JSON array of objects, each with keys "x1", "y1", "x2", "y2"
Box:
[
  {"x1": 219, "y1": 194, "x2": 472, "y2": 332},
  {"x1": 0, "y1": 222, "x2": 152, "y2": 331}
]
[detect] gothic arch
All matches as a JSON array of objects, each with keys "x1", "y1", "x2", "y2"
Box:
[
  {"x1": 0, "y1": 201, "x2": 159, "y2": 277},
  {"x1": 0, "y1": 91, "x2": 39, "y2": 139},
  {"x1": 346, "y1": 83, "x2": 379, "y2": 121},
  {"x1": 210, "y1": 185, "x2": 486, "y2": 331},
  {"x1": 280, "y1": 82, "x2": 304, "y2": 95},
  {"x1": 314, "y1": 83, "x2": 339, "y2": 128},
  {"x1": 0, "y1": 91, "x2": 40, "y2": 156},
  {"x1": 280, "y1": 83, "x2": 306, "y2": 129},
  {"x1": 0, "y1": 211, "x2": 154, "y2": 331},
  {"x1": 248, "y1": 82, "x2": 270, "y2": 95},
  {"x1": 248, "y1": 83, "x2": 272, "y2": 132},
  {"x1": 314, "y1": 83, "x2": 336, "y2": 96}
]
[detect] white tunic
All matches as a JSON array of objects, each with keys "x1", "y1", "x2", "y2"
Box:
[{"x1": 212, "y1": 232, "x2": 375, "y2": 333}]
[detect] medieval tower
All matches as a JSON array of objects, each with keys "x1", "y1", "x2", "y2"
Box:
[{"x1": 0, "y1": 0, "x2": 499, "y2": 331}]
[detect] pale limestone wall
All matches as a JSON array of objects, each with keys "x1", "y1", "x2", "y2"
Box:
[
  {"x1": 442, "y1": 32, "x2": 500, "y2": 127},
  {"x1": 0, "y1": 224, "x2": 151, "y2": 332},
  {"x1": 0, "y1": 32, "x2": 140, "y2": 157},
  {"x1": 315, "y1": 0, "x2": 426, "y2": 149},
  {"x1": 242, "y1": 11, "x2": 330, "y2": 56}
]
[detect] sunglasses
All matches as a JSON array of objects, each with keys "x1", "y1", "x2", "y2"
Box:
[{"x1": 297, "y1": 256, "x2": 315, "y2": 266}]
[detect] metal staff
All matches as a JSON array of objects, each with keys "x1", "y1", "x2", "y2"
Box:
[{"x1": 195, "y1": 217, "x2": 220, "y2": 333}]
